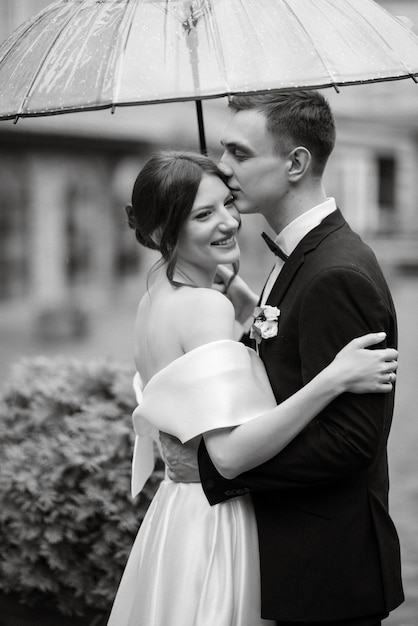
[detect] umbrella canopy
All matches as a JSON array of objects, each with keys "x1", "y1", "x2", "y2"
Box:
[{"x1": 0, "y1": 0, "x2": 418, "y2": 151}]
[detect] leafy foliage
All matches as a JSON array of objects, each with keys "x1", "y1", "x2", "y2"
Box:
[{"x1": 0, "y1": 356, "x2": 163, "y2": 616}]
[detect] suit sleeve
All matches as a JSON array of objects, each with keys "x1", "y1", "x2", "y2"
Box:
[{"x1": 198, "y1": 267, "x2": 396, "y2": 503}]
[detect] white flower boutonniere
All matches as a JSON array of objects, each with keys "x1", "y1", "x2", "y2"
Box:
[{"x1": 250, "y1": 305, "x2": 281, "y2": 345}]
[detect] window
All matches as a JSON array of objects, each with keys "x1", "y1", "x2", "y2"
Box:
[
  {"x1": 0, "y1": 157, "x2": 29, "y2": 299},
  {"x1": 378, "y1": 156, "x2": 396, "y2": 210},
  {"x1": 64, "y1": 185, "x2": 92, "y2": 285},
  {"x1": 377, "y1": 155, "x2": 397, "y2": 233}
]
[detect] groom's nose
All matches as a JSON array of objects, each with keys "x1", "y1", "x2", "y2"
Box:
[{"x1": 218, "y1": 157, "x2": 233, "y2": 178}]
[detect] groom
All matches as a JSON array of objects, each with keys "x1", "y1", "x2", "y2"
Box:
[{"x1": 198, "y1": 90, "x2": 403, "y2": 626}]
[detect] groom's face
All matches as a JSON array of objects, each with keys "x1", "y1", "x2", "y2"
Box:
[{"x1": 219, "y1": 108, "x2": 291, "y2": 222}]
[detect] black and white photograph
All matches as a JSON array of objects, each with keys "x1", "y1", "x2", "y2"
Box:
[{"x1": 0, "y1": 1, "x2": 417, "y2": 625}]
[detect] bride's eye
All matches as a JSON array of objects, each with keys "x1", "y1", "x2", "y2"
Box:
[
  {"x1": 195, "y1": 210, "x2": 212, "y2": 220},
  {"x1": 224, "y1": 195, "x2": 234, "y2": 208}
]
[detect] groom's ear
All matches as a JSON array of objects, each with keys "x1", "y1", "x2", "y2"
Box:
[{"x1": 287, "y1": 146, "x2": 311, "y2": 182}]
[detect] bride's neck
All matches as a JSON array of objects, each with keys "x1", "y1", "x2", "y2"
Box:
[{"x1": 173, "y1": 262, "x2": 215, "y2": 289}]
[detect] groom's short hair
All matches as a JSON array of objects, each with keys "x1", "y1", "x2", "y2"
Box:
[{"x1": 229, "y1": 90, "x2": 336, "y2": 177}]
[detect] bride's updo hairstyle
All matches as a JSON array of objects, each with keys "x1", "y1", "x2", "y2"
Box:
[{"x1": 126, "y1": 151, "x2": 229, "y2": 285}]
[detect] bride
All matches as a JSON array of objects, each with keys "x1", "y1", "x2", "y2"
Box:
[{"x1": 107, "y1": 151, "x2": 397, "y2": 626}]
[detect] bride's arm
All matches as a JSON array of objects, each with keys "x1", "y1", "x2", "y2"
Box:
[
  {"x1": 204, "y1": 333, "x2": 397, "y2": 479},
  {"x1": 182, "y1": 289, "x2": 397, "y2": 481}
]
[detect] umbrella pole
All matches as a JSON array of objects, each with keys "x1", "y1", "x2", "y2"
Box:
[{"x1": 195, "y1": 100, "x2": 207, "y2": 155}]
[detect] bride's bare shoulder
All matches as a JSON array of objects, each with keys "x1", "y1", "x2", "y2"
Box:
[
  {"x1": 136, "y1": 283, "x2": 234, "y2": 323},
  {"x1": 173, "y1": 287, "x2": 236, "y2": 348},
  {"x1": 180, "y1": 286, "x2": 233, "y2": 310}
]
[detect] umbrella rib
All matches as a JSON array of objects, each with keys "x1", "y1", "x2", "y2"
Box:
[
  {"x1": 68, "y1": 0, "x2": 132, "y2": 108},
  {"x1": 235, "y1": 0, "x2": 271, "y2": 67},
  {"x1": 14, "y1": 1, "x2": 88, "y2": 118},
  {"x1": 281, "y1": 0, "x2": 339, "y2": 90},
  {"x1": 202, "y1": 0, "x2": 229, "y2": 91},
  {"x1": 332, "y1": 0, "x2": 418, "y2": 81},
  {"x1": 108, "y1": 0, "x2": 141, "y2": 107},
  {"x1": 0, "y1": 0, "x2": 61, "y2": 69},
  {"x1": 51, "y1": 1, "x2": 112, "y2": 107}
]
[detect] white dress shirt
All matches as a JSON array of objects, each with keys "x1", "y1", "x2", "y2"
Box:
[{"x1": 260, "y1": 198, "x2": 337, "y2": 305}]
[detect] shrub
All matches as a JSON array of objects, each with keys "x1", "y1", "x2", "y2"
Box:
[{"x1": 0, "y1": 356, "x2": 163, "y2": 617}]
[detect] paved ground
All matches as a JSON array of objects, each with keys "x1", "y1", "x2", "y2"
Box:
[{"x1": 0, "y1": 274, "x2": 417, "y2": 625}]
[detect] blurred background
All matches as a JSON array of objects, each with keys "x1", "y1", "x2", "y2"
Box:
[{"x1": 0, "y1": 1, "x2": 417, "y2": 624}]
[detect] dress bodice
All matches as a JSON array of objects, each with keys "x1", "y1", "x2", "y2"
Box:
[{"x1": 159, "y1": 432, "x2": 201, "y2": 483}]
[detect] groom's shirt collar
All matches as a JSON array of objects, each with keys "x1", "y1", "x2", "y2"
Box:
[{"x1": 274, "y1": 197, "x2": 337, "y2": 256}]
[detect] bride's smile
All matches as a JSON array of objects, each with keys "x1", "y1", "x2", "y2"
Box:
[{"x1": 211, "y1": 234, "x2": 236, "y2": 247}]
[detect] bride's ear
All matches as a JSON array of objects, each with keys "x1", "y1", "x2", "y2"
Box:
[
  {"x1": 126, "y1": 203, "x2": 135, "y2": 229},
  {"x1": 287, "y1": 147, "x2": 311, "y2": 181}
]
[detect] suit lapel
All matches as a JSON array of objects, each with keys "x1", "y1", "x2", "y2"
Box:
[{"x1": 266, "y1": 209, "x2": 346, "y2": 306}]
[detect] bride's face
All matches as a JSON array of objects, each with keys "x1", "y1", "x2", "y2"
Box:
[{"x1": 176, "y1": 174, "x2": 240, "y2": 275}]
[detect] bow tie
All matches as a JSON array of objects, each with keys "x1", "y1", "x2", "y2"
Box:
[{"x1": 261, "y1": 232, "x2": 289, "y2": 262}]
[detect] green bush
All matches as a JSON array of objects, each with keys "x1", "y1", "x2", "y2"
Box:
[{"x1": 0, "y1": 356, "x2": 163, "y2": 617}]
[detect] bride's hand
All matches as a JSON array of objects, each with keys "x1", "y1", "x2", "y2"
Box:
[
  {"x1": 213, "y1": 265, "x2": 258, "y2": 325},
  {"x1": 332, "y1": 332, "x2": 398, "y2": 394}
]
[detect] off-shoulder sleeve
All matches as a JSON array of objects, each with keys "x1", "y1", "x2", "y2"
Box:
[
  {"x1": 131, "y1": 340, "x2": 276, "y2": 497},
  {"x1": 136, "y1": 340, "x2": 276, "y2": 441}
]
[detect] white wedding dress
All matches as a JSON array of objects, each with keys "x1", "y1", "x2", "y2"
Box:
[{"x1": 107, "y1": 340, "x2": 276, "y2": 626}]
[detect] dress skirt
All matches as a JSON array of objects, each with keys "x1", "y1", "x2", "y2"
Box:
[{"x1": 107, "y1": 477, "x2": 275, "y2": 626}]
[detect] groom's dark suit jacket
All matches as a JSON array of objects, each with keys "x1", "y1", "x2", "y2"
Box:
[{"x1": 198, "y1": 210, "x2": 403, "y2": 622}]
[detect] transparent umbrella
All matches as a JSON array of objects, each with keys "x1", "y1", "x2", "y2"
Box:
[{"x1": 0, "y1": 0, "x2": 418, "y2": 152}]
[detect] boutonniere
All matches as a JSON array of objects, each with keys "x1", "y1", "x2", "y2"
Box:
[{"x1": 250, "y1": 305, "x2": 281, "y2": 345}]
